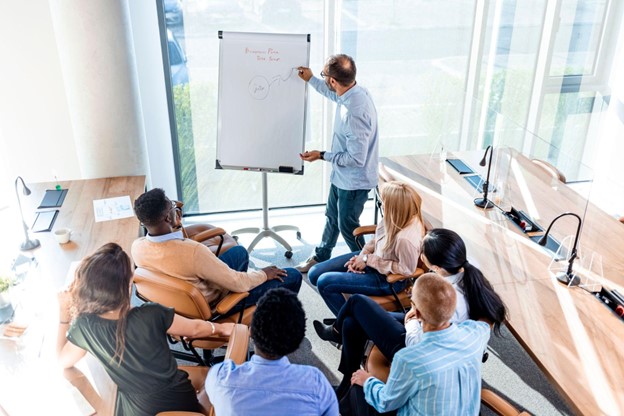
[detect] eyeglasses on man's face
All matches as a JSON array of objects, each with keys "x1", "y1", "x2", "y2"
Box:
[
  {"x1": 320, "y1": 70, "x2": 332, "y2": 79},
  {"x1": 165, "y1": 199, "x2": 181, "y2": 218}
]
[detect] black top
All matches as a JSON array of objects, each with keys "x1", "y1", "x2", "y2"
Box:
[{"x1": 68, "y1": 303, "x2": 199, "y2": 415}]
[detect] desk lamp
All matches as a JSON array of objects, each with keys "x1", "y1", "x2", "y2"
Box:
[
  {"x1": 538, "y1": 212, "x2": 582, "y2": 285},
  {"x1": 15, "y1": 176, "x2": 40, "y2": 251},
  {"x1": 473, "y1": 145, "x2": 495, "y2": 209}
]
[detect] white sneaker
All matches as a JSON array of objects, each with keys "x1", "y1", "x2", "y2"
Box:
[{"x1": 295, "y1": 256, "x2": 318, "y2": 273}]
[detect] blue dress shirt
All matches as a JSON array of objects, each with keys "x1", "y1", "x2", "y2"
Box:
[
  {"x1": 364, "y1": 320, "x2": 491, "y2": 416},
  {"x1": 205, "y1": 355, "x2": 339, "y2": 416},
  {"x1": 309, "y1": 77, "x2": 379, "y2": 191}
]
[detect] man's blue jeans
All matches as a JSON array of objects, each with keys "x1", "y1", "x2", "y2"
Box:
[
  {"x1": 308, "y1": 251, "x2": 406, "y2": 316},
  {"x1": 219, "y1": 245, "x2": 303, "y2": 316},
  {"x1": 315, "y1": 184, "x2": 369, "y2": 262}
]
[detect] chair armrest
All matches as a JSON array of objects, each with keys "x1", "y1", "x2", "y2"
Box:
[
  {"x1": 481, "y1": 388, "x2": 529, "y2": 415},
  {"x1": 190, "y1": 227, "x2": 226, "y2": 243},
  {"x1": 214, "y1": 292, "x2": 249, "y2": 315},
  {"x1": 386, "y1": 267, "x2": 425, "y2": 283},
  {"x1": 225, "y1": 324, "x2": 250, "y2": 365},
  {"x1": 353, "y1": 225, "x2": 377, "y2": 237}
]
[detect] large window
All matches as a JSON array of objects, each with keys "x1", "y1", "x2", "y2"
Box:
[{"x1": 160, "y1": 0, "x2": 618, "y2": 214}]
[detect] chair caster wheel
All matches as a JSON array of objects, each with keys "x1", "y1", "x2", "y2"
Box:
[
  {"x1": 285, "y1": 251, "x2": 293, "y2": 259},
  {"x1": 296, "y1": 231, "x2": 302, "y2": 239}
]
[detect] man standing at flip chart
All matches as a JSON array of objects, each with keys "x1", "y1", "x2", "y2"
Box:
[{"x1": 295, "y1": 54, "x2": 379, "y2": 273}]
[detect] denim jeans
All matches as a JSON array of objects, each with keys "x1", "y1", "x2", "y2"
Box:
[
  {"x1": 315, "y1": 184, "x2": 369, "y2": 262},
  {"x1": 218, "y1": 245, "x2": 249, "y2": 272},
  {"x1": 218, "y1": 245, "x2": 303, "y2": 317},
  {"x1": 308, "y1": 251, "x2": 407, "y2": 316}
]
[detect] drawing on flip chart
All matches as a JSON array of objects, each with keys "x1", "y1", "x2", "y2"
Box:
[{"x1": 248, "y1": 68, "x2": 297, "y2": 100}]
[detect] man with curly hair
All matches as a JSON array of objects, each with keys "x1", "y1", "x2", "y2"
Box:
[
  {"x1": 205, "y1": 288, "x2": 338, "y2": 415},
  {"x1": 131, "y1": 188, "x2": 302, "y2": 312}
]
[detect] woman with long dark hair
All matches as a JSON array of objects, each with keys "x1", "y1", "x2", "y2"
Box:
[
  {"x1": 56, "y1": 243, "x2": 234, "y2": 416},
  {"x1": 315, "y1": 228, "x2": 507, "y2": 398}
]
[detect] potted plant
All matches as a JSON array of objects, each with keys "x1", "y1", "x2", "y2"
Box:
[{"x1": 0, "y1": 275, "x2": 12, "y2": 308}]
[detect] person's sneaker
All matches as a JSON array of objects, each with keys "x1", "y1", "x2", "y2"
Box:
[{"x1": 295, "y1": 256, "x2": 318, "y2": 273}]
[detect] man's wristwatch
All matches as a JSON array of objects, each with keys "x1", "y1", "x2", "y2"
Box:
[
  {"x1": 362, "y1": 254, "x2": 368, "y2": 264},
  {"x1": 320, "y1": 151, "x2": 326, "y2": 160}
]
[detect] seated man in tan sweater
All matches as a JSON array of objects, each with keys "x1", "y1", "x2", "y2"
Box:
[{"x1": 131, "y1": 188, "x2": 302, "y2": 313}]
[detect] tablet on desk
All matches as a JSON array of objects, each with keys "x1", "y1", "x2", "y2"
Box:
[
  {"x1": 38, "y1": 189, "x2": 68, "y2": 209},
  {"x1": 446, "y1": 159, "x2": 475, "y2": 175},
  {"x1": 31, "y1": 210, "x2": 59, "y2": 233}
]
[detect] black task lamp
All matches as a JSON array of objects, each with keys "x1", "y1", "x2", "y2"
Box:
[
  {"x1": 15, "y1": 176, "x2": 40, "y2": 251},
  {"x1": 473, "y1": 145, "x2": 495, "y2": 209},
  {"x1": 538, "y1": 212, "x2": 582, "y2": 285}
]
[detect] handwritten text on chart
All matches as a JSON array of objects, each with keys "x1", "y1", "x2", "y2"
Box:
[{"x1": 245, "y1": 47, "x2": 281, "y2": 62}]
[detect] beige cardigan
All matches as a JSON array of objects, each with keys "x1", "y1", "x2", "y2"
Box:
[{"x1": 131, "y1": 237, "x2": 267, "y2": 306}]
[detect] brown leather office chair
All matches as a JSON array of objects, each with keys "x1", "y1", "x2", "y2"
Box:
[
  {"x1": 173, "y1": 201, "x2": 238, "y2": 256},
  {"x1": 531, "y1": 159, "x2": 567, "y2": 183},
  {"x1": 134, "y1": 267, "x2": 255, "y2": 365},
  {"x1": 364, "y1": 347, "x2": 530, "y2": 415},
  {"x1": 66, "y1": 324, "x2": 250, "y2": 416},
  {"x1": 157, "y1": 323, "x2": 251, "y2": 416},
  {"x1": 352, "y1": 224, "x2": 429, "y2": 313}
]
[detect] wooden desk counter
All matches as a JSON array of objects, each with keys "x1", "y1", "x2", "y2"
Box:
[
  {"x1": 381, "y1": 153, "x2": 624, "y2": 415},
  {"x1": 0, "y1": 175, "x2": 145, "y2": 415},
  {"x1": 26, "y1": 176, "x2": 146, "y2": 289}
]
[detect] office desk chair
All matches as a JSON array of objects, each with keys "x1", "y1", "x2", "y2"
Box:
[
  {"x1": 531, "y1": 159, "x2": 567, "y2": 183},
  {"x1": 134, "y1": 267, "x2": 255, "y2": 365},
  {"x1": 173, "y1": 201, "x2": 238, "y2": 257},
  {"x1": 157, "y1": 323, "x2": 251, "y2": 416},
  {"x1": 65, "y1": 324, "x2": 250, "y2": 416},
  {"x1": 352, "y1": 223, "x2": 429, "y2": 313}
]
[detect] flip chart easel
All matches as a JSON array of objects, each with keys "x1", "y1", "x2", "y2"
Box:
[{"x1": 216, "y1": 31, "x2": 310, "y2": 256}]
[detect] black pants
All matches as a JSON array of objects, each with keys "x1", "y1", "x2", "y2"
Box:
[
  {"x1": 339, "y1": 385, "x2": 397, "y2": 416},
  {"x1": 335, "y1": 295, "x2": 407, "y2": 394}
]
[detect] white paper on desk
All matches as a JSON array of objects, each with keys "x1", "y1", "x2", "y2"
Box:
[{"x1": 93, "y1": 195, "x2": 134, "y2": 222}]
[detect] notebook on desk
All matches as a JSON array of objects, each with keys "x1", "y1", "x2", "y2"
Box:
[
  {"x1": 446, "y1": 158, "x2": 475, "y2": 175},
  {"x1": 31, "y1": 210, "x2": 59, "y2": 232},
  {"x1": 38, "y1": 189, "x2": 68, "y2": 208}
]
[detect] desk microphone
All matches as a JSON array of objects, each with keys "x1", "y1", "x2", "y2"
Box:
[
  {"x1": 538, "y1": 212, "x2": 582, "y2": 285},
  {"x1": 473, "y1": 145, "x2": 495, "y2": 209}
]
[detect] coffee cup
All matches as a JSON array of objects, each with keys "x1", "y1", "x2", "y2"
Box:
[{"x1": 54, "y1": 228, "x2": 72, "y2": 244}]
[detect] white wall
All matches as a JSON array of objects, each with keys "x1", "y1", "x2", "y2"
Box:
[
  {"x1": 0, "y1": 0, "x2": 178, "y2": 198},
  {"x1": 0, "y1": 0, "x2": 80, "y2": 184}
]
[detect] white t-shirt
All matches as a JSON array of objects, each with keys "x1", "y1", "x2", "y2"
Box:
[{"x1": 405, "y1": 271, "x2": 469, "y2": 346}]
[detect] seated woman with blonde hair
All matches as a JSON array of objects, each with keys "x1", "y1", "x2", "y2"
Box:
[
  {"x1": 308, "y1": 181, "x2": 427, "y2": 318},
  {"x1": 56, "y1": 243, "x2": 234, "y2": 416}
]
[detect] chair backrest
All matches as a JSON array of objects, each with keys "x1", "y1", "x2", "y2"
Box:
[
  {"x1": 134, "y1": 267, "x2": 213, "y2": 321},
  {"x1": 531, "y1": 159, "x2": 567, "y2": 183}
]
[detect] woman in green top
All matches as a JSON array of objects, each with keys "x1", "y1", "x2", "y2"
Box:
[{"x1": 56, "y1": 242, "x2": 234, "y2": 416}]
